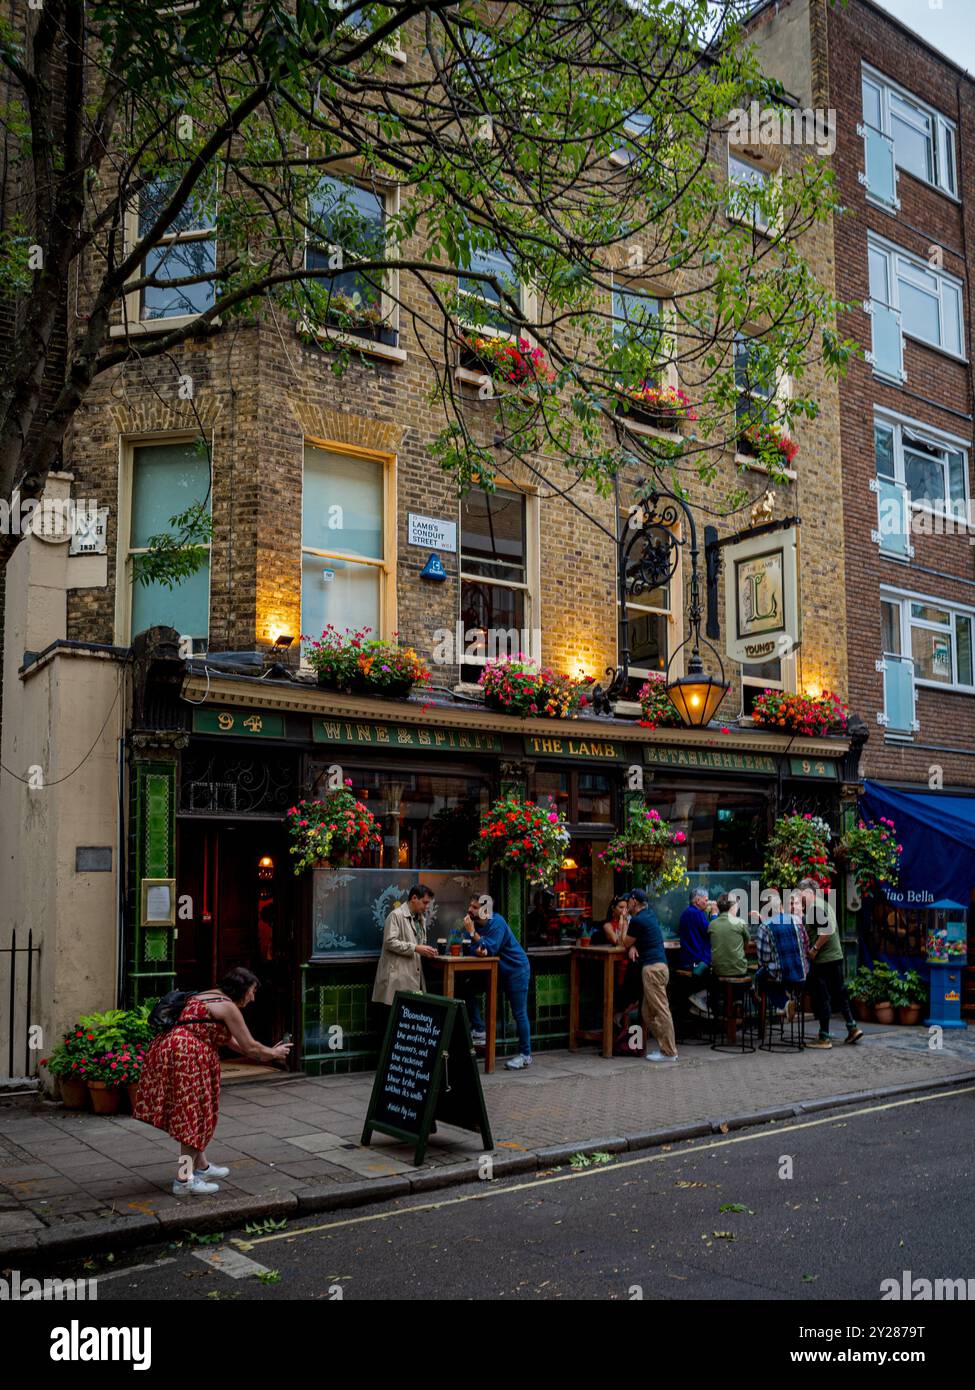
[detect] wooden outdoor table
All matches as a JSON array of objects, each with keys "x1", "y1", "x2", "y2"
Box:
[
  {"x1": 424, "y1": 954, "x2": 499, "y2": 1073},
  {"x1": 569, "y1": 944, "x2": 626, "y2": 1058}
]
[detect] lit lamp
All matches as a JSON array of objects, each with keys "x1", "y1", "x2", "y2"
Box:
[
  {"x1": 665, "y1": 651, "x2": 731, "y2": 728},
  {"x1": 273, "y1": 633, "x2": 295, "y2": 649}
]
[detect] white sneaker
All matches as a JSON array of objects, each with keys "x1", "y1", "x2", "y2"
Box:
[
  {"x1": 504, "y1": 1053, "x2": 533, "y2": 1070},
  {"x1": 689, "y1": 991, "x2": 709, "y2": 1015},
  {"x1": 194, "y1": 1163, "x2": 230, "y2": 1179},
  {"x1": 172, "y1": 1175, "x2": 220, "y2": 1196},
  {"x1": 645, "y1": 1052, "x2": 678, "y2": 1064}
]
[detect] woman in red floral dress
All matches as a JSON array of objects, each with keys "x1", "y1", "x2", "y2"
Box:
[{"x1": 135, "y1": 966, "x2": 291, "y2": 1196}]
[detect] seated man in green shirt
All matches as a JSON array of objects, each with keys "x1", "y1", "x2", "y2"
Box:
[{"x1": 708, "y1": 894, "x2": 751, "y2": 978}]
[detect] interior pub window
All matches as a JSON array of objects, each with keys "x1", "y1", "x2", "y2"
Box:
[{"x1": 460, "y1": 487, "x2": 532, "y2": 681}]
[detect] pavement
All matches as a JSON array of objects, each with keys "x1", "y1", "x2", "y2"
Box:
[{"x1": 2, "y1": 1019, "x2": 974, "y2": 1261}]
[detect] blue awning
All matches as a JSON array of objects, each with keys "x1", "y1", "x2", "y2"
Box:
[{"x1": 860, "y1": 781, "x2": 975, "y2": 908}]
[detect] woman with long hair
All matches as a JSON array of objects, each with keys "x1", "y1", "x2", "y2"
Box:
[
  {"x1": 135, "y1": 966, "x2": 291, "y2": 1196},
  {"x1": 593, "y1": 894, "x2": 630, "y2": 946}
]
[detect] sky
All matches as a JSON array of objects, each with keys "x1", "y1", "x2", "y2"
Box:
[{"x1": 871, "y1": 0, "x2": 975, "y2": 77}]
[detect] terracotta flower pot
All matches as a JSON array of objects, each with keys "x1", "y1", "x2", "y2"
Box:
[
  {"x1": 58, "y1": 1076, "x2": 89, "y2": 1110},
  {"x1": 897, "y1": 1005, "x2": 923, "y2": 1026},
  {"x1": 578, "y1": 936, "x2": 591, "y2": 947},
  {"x1": 449, "y1": 944, "x2": 462, "y2": 957},
  {"x1": 852, "y1": 999, "x2": 872, "y2": 1023},
  {"x1": 873, "y1": 1001, "x2": 895, "y2": 1025},
  {"x1": 87, "y1": 1080, "x2": 122, "y2": 1115}
]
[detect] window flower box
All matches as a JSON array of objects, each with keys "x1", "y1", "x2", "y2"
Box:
[
  {"x1": 478, "y1": 656, "x2": 592, "y2": 719},
  {"x1": 737, "y1": 423, "x2": 798, "y2": 468},
  {"x1": 458, "y1": 334, "x2": 555, "y2": 387},
  {"x1": 615, "y1": 383, "x2": 696, "y2": 431},
  {"x1": 751, "y1": 689, "x2": 848, "y2": 737},
  {"x1": 303, "y1": 626, "x2": 429, "y2": 698}
]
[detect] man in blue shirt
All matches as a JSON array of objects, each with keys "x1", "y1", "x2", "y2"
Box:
[
  {"x1": 463, "y1": 893, "x2": 533, "y2": 1070},
  {"x1": 623, "y1": 889, "x2": 677, "y2": 1063},
  {"x1": 678, "y1": 889, "x2": 712, "y2": 970}
]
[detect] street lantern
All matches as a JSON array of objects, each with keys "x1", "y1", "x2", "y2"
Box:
[
  {"x1": 591, "y1": 487, "x2": 730, "y2": 725},
  {"x1": 664, "y1": 652, "x2": 730, "y2": 728}
]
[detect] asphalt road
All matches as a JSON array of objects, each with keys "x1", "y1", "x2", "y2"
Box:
[{"x1": 22, "y1": 1088, "x2": 975, "y2": 1304}]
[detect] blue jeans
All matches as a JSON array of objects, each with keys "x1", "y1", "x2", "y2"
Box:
[{"x1": 503, "y1": 970, "x2": 532, "y2": 1056}]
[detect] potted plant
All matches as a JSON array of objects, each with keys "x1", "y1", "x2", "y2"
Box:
[
  {"x1": 39, "y1": 1033, "x2": 90, "y2": 1109},
  {"x1": 599, "y1": 808, "x2": 689, "y2": 894},
  {"x1": 449, "y1": 929, "x2": 464, "y2": 958},
  {"x1": 578, "y1": 925, "x2": 592, "y2": 946},
  {"x1": 478, "y1": 656, "x2": 592, "y2": 719},
  {"x1": 871, "y1": 964, "x2": 899, "y2": 1025},
  {"x1": 636, "y1": 674, "x2": 684, "y2": 730},
  {"x1": 471, "y1": 794, "x2": 570, "y2": 888},
  {"x1": 302, "y1": 626, "x2": 429, "y2": 698},
  {"x1": 615, "y1": 382, "x2": 697, "y2": 429},
  {"x1": 763, "y1": 813, "x2": 834, "y2": 890},
  {"x1": 85, "y1": 1052, "x2": 124, "y2": 1115},
  {"x1": 116, "y1": 1044, "x2": 147, "y2": 1110},
  {"x1": 895, "y1": 970, "x2": 927, "y2": 1026},
  {"x1": 837, "y1": 818, "x2": 903, "y2": 896},
  {"x1": 751, "y1": 689, "x2": 849, "y2": 737},
  {"x1": 847, "y1": 966, "x2": 877, "y2": 1024},
  {"x1": 737, "y1": 421, "x2": 799, "y2": 469},
  {"x1": 324, "y1": 289, "x2": 398, "y2": 347},
  {"x1": 287, "y1": 781, "x2": 383, "y2": 874},
  {"x1": 458, "y1": 333, "x2": 555, "y2": 387}
]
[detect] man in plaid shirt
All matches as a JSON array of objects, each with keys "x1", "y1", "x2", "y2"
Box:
[{"x1": 755, "y1": 892, "x2": 809, "y2": 1014}]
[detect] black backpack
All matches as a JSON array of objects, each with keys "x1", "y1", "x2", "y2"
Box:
[{"x1": 148, "y1": 990, "x2": 210, "y2": 1033}]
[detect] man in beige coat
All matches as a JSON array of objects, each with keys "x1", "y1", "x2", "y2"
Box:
[{"x1": 371, "y1": 885, "x2": 437, "y2": 1007}]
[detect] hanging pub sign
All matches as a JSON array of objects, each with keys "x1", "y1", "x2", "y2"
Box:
[
  {"x1": 361, "y1": 992, "x2": 493, "y2": 1166},
  {"x1": 723, "y1": 525, "x2": 801, "y2": 665}
]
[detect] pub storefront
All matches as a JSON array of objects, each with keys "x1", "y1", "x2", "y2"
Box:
[{"x1": 127, "y1": 662, "x2": 855, "y2": 1075}]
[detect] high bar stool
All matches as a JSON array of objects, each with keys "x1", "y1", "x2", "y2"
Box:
[
  {"x1": 759, "y1": 982, "x2": 806, "y2": 1052},
  {"x1": 709, "y1": 975, "x2": 757, "y2": 1054},
  {"x1": 673, "y1": 968, "x2": 711, "y2": 1046}
]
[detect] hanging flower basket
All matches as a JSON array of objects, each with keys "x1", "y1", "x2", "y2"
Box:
[
  {"x1": 599, "y1": 808, "x2": 688, "y2": 893},
  {"x1": 763, "y1": 813, "x2": 834, "y2": 890},
  {"x1": 471, "y1": 794, "x2": 570, "y2": 887},
  {"x1": 287, "y1": 783, "x2": 383, "y2": 874},
  {"x1": 836, "y1": 817, "x2": 902, "y2": 895}
]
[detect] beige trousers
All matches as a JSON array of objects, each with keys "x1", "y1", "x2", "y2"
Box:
[{"x1": 641, "y1": 963, "x2": 677, "y2": 1057}]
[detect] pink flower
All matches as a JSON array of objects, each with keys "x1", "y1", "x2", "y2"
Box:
[{"x1": 673, "y1": 831, "x2": 687, "y2": 844}]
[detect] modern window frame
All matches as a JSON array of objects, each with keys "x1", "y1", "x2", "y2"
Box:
[
  {"x1": 115, "y1": 432, "x2": 212, "y2": 647},
  {"x1": 456, "y1": 241, "x2": 534, "y2": 340},
  {"x1": 300, "y1": 438, "x2": 397, "y2": 653},
  {"x1": 861, "y1": 64, "x2": 958, "y2": 200},
  {"x1": 873, "y1": 407, "x2": 971, "y2": 524},
  {"x1": 867, "y1": 233, "x2": 966, "y2": 363},
  {"x1": 458, "y1": 485, "x2": 540, "y2": 679},
  {"x1": 733, "y1": 329, "x2": 792, "y2": 469},
  {"x1": 881, "y1": 585, "x2": 975, "y2": 695}
]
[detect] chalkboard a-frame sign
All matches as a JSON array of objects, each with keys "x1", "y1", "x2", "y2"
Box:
[{"x1": 361, "y1": 992, "x2": 493, "y2": 1166}]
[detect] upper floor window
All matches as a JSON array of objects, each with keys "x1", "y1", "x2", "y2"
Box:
[
  {"x1": 862, "y1": 67, "x2": 957, "y2": 198},
  {"x1": 306, "y1": 176, "x2": 397, "y2": 346},
  {"x1": 458, "y1": 244, "x2": 521, "y2": 334},
  {"x1": 611, "y1": 111, "x2": 653, "y2": 166},
  {"x1": 727, "y1": 151, "x2": 775, "y2": 233},
  {"x1": 459, "y1": 487, "x2": 536, "y2": 680},
  {"x1": 874, "y1": 413, "x2": 969, "y2": 521},
  {"x1": 883, "y1": 590, "x2": 974, "y2": 692},
  {"x1": 868, "y1": 236, "x2": 964, "y2": 359},
  {"x1": 734, "y1": 333, "x2": 779, "y2": 431},
  {"x1": 301, "y1": 442, "x2": 394, "y2": 645},
  {"x1": 136, "y1": 180, "x2": 216, "y2": 322},
  {"x1": 121, "y1": 439, "x2": 210, "y2": 646}
]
